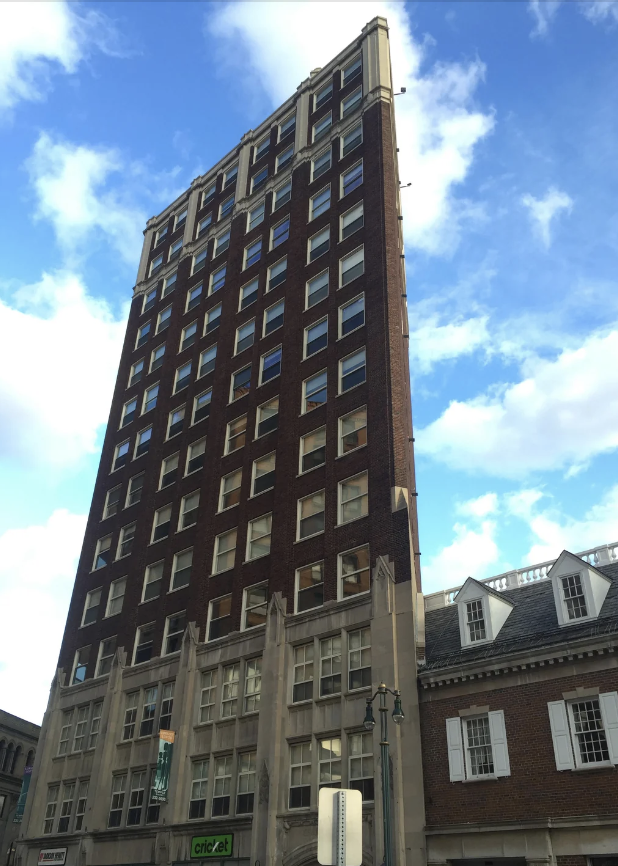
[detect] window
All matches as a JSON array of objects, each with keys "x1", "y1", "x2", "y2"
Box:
[
  {"x1": 338, "y1": 472, "x2": 368, "y2": 524},
  {"x1": 251, "y1": 166, "x2": 269, "y2": 194},
  {"x1": 113, "y1": 440, "x2": 130, "y2": 471},
  {"x1": 296, "y1": 561, "x2": 324, "y2": 612},
  {"x1": 142, "y1": 287, "x2": 157, "y2": 313},
  {"x1": 466, "y1": 599, "x2": 486, "y2": 642},
  {"x1": 136, "y1": 322, "x2": 150, "y2": 349},
  {"x1": 300, "y1": 427, "x2": 326, "y2": 473},
  {"x1": 202, "y1": 183, "x2": 216, "y2": 207},
  {"x1": 289, "y1": 743, "x2": 311, "y2": 808},
  {"x1": 279, "y1": 112, "x2": 296, "y2": 140},
  {"x1": 108, "y1": 775, "x2": 126, "y2": 827},
  {"x1": 341, "y1": 85, "x2": 362, "y2": 118},
  {"x1": 164, "y1": 612, "x2": 186, "y2": 654},
  {"x1": 142, "y1": 383, "x2": 159, "y2": 414},
  {"x1": 219, "y1": 469, "x2": 242, "y2": 511},
  {"x1": 236, "y1": 752, "x2": 256, "y2": 814},
  {"x1": 240, "y1": 277, "x2": 259, "y2": 310},
  {"x1": 58, "y1": 712, "x2": 72, "y2": 756},
  {"x1": 196, "y1": 347, "x2": 216, "y2": 381},
  {"x1": 150, "y1": 343, "x2": 166, "y2": 372},
  {"x1": 305, "y1": 318, "x2": 328, "y2": 357},
  {"x1": 208, "y1": 595, "x2": 232, "y2": 640},
  {"x1": 277, "y1": 145, "x2": 294, "y2": 172},
  {"x1": 171, "y1": 548, "x2": 192, "y2": 591},
  {"x1": 569, "y1": 698, "x2": 614, "y2": 766},
  {"x1": 212, "y1": 756, "x2": 232, "y2": 817},
  {"x1": 312, "y1": 148, "x2": 332, "y2": 181},
  {"x1": 221, "y1": 663, "x2": 239, "y2": 717},
  {"x1": 298, "y1": 490, "x2": 325, "y2": 539},
  {"x1": 213, "y1": 529, "x2": 237, "y2": 574},
  {"x1": 341, "y1": 201, "x2": 364, "y2": 240},
  {"x1": 121, "y1": 397, "x2": 137, "y2": 427},
  {"x1": 263, "y1": 300, "x2": 284, "y2": 336},
  {"x1": 293, "y1": 644, "x2": 314, "y2": 702},
  {"x1": 447, "y1": 711, "x2": 510, "y2": 781},
  {"x1": 267, "y1": 257, "x2": 287, "y2": 291},
  {"x1": 273, "y1": 180, "x2": 292, "y2": 210},
  {"x1": 103, "y1": 486, "x2": 121, "y2": 520},
  {"x1": 308, "y1": 229, "x2": 330, "y2": 264},
  {"x1": 186, "y1": 437, "x2": 206, "y2": 474},
  {"x1": 244, "y1": 657, "x2": 262, "y2": 713},
  {"x1": 224, "y1": 163, "x2": 238, "y2": 188},
  {"x1": 155, "y1": 225, "x2": 168, "y2": 246},
  {"x1": 152, "y1": 505, "x2": 172, "y2": 542},
  {"x1": 342, "y1": 55, "x2": 362, "y2": 85},
  {"x1": 82, "y1": 588, "x2": 102, "y2": 626},
  {"x1": 71, "y1": 646, "x2": 90, "y2": 685},
  {"x1": 220, "y1": 194, "x2": 234, "y2": 219},
  {"x1": 44, "y1": 785, "x2": 59, "y2": 834},
  {"x1": 96, "y1": 636, "x2": 116, "y2": 676},
  {"x1": 122, "y1": 692, "x2": 138, "y2": 740},
  {"x1": 225, "y1": 415, "x2": 247, "y2": 453},
  {"x1": 340, "y1": 348, "x2": 366, "y2": 392},
  {"x1": 320, "y1": 636, "x2": 341, "y2": 696},
  {"x1": 260, "y1": 347, "x2": 281, "y2": 383},
  {"x1": 180, "y1": 323, "x2": 198, "y2": 355},
  {"x1": 349, "y1": 628, "x2": 371, "y2": 690},
  {"x1": 197, "y1": 214, "x2": 212, "y2": 237},
  {"x1": 210, "y1": 265, "x2": 227, "y2": 295},
  {"x1": 199, "y1": 670, "x2": 217, "y2": 723},
  {"x1": 174, "y1": 208, "x2": 188, "y2": 231},
  {"x1": 252, "y1": 454, "x2": 276, "y2": 496},
  {"x1": 255, "y1": 136, "x2": 270, "y2": 160},
  {"x1": 179, "y1": 491, "x2": 200, "y2": 529},
  {"x1": 341, "y1": 161, "x2": 363, "y2": 197},
  {"x1": 106, "y1": 577, "x2": 126, "y2": 617},
  {"x1": 339, "y1": 406, "x2": 367, "y2": 455},
  {"x1": 256, "y1": 397, "x2": 279, "y2": 436},
  {"x1": 341, "y1": 123, "x2": 363, "y2": 158},
  {"x1": 143, "y1": 562, "x2": 164, "y2": 600},
  {"x1": 72, "y1": 707, "x2": 89, "y2": 752},
  {"x1": 235, "y1": 320, "x2": 255, "y2": 354},
  {"x1": 169, "y1": 238, "x2": 183, "y2": 261},
  {"x1": 215, "y1": 229, "x2": 230, "y2": 257},
  {"x1": 134, "y1": 426, "x2": 152, "y2": 458},
  {"x1": 127, "y1": 771, "x2": 146, "y2": 826},
  {"x1": 192, "y1": 247, "x2": 208, "y2": 275},
  {"x1": 244, "y1": 239, "x2": 262, "y2": 270},
  {"x1": 310, "y1": 187, "x2": 330, "y2": 221},
  {"x1": 246, "y1": 514, "x2": 272, "y2": 560},
  {"x1": 93, "y1": 536, "x2": 112, "y2": 570},
  {"x1": 126, "y1": 472, "x2": 144, "y2": 506},
  {"x1": 561, "y1": 574, "x2": 588, "y2": 620},
  {"x1": 205, "y1": 304, "x2": 221, "y2": 334},
  {"x1": 313, "y1": 112, "x2": 332, "y2": 142},
  {"x1": 150, "y1": 255, "x2": 163, "y2": 277},
  {"x1": 129, "y1": 359, "x2": 144, "y2": 387},
  {"x1": 306, "y1": 270, "x2": 329, "y2": 309},
  {"x1": 174, "y1": 362, "x2": 192, "y2": 393},
  {"x1": 315, "y1": 81, "x2": 333, "y2": 111},
  {"x1": 187, "y1": 284, "x2": 202, "y2": 311},
  {"x1": 319, "y1": 738, "x2": 341, "y2": 789},
  {"x1": 162, "y1": 271, "x2": 177, "y2": 297},
  {"x1": 75, "y1": 780, "x2": 89, "y2": 830},
  {"x1": 168, "y1": 405, "x2": 185, "y2": 438},
  {"x1": 193, "y1": 390, "x2": 212, "y2": 424},
  {"x1": 242, "y1": 585, "x2": 268, "y2": 630},
  {"x1": 231, "y1": 365, "x2": 251, "y2": 401},
  {"x1": 340, "y1": 247, "x2": 364, "y2": 287},
  {"x1": 189, "y1": 759, "x2": 209, "y2": 819},
  {"x1": 303, "y1": 370, "x2": 327, "y2": 412},
  {"x1": 117, "y1": 523, "x2": 136, "y2": 559},
  {"x1": 270, "y1": 216, "x2": 290, "y2": 250},
  {"x1": 160, "y1": 453, "x2": 179, "y2": 488},
  {"x1": 340, "y1": 294, "x2": 365, "y2": 337},
  {"x1": 349, "y1": 732, "x2": 374, "y2": 801},
  {"x1": 139, "y1": 686, "x2": 158, "y2": 735}
]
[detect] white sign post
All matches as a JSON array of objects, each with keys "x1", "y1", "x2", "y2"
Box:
[{"x1": 317, "y1": 788, "x2": 362, "y2": 866}]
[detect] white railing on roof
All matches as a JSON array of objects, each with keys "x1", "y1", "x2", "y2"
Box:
[{"x1": 424, "y1": 542, "x2": 618, "y2": 611}]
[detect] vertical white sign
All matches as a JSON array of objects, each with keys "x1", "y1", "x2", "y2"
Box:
[{"x1": 317, "y1": 788, "x2": 363, "y2": 866}]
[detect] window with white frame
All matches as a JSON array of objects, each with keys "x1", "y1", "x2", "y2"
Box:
[
  {"x1": 122, "y1": 692, "x2": 138, "y2": 740},
  {"x1": 300, "y1": 427, "x2": 326, "y2": 473},
  {"x1": 168, "y1": 405, "x2": 186, "y2": 438},
  {"x1": 235, "y1": 320, "x2": 255, "y2": 354},
  {"x1": 142, "y1": 383, "x2": 159, "y2": 413},
  {"x1": 313, "y1": 112, "x2": 332, "y2": 143},
  {"x1": 273, "y1": 180, "x2": 292, "y2": 210},
  {"x1": 338, "y1": 472, "x2": 368, "y2": 524},
  {"x1": 58, "y1": 711, "x2": 73, "y2": 755},
  {"x1": 97, "y1": 636, "x2": 117, "y2": 680},
  {"x1": 271, "y1": 217, "x2": 290, "y2": 249},
  {"x1": 225, "y1": 415, "x2": 247, "y2": 453},
  {"x1": 136, "y1": 322, "x2": 150, "y2": 348},
  {"x1": 160, "y1": 681, "x2": 174, "y2": 729},
  {"x1": 340, "y1": 247, "x2": 364, "y2": 287},
  {"x1": 117, "y1": 522, "x2": 136, "y2": 559},
  {"x1": 349, "y1": 732, "x2": 374, "y2": 801},
  {"x1": 199, "y1": 344, "x2": 217, "y2": 378},
  {"x1": 113, "y1": 440, "x2": 130, "y2": 471},
  {"x1": 246, "y1": 514, "x2": 272, "y2": 560},
  {"x1": 289, "y1": 742, "x2": 311, "y2": 808},
  {"x1": 264, "y1": 299, "x2": 284, "y2": 336},
  {"x1": 215, "y1": 229, "x2": 230, "y2": 257},
  {"x1": 44, "y1": 784, "x2": 59, "y2": 833},
  {"x1": 162, "y1": 271, "x2": 177, "y2": 297},
  {"x1": 231, "y1": 365, "x2": 251, "y2": 401},
  {"x1": 312, "y1": 148, "x2": 331, "y2": 181},
  {"x1": 305, "y1": 318, "x2": 328, "y2": 357},
  {"x1": 186, "y1": 437, "x2": 206, "y2": 474},
  {"x1": 243, "y1": 584, "x2": 268, "y2": 629},
  {"x1": 236, "y1": 752, "x2": 256, "y2": 814},
  {"x1": 125, "y1": 472, "x2": 144, "y2": 506},
  {"x1": 88, "y1": 701, "x2": 103, "y2": 748},
  {"x1": 186, "y1": 284, "x2": 202, "y2": 312},
  {"x1": 341, "y1": 201, "x2": 364, "y2": 240},
  {"x1": 155, "y1": 225, "x2": 168, "y2": 246},
  {"x1": 210, "y1": 264, "x2": 226, "y2": 294},
  {"x1": 212, "y1": 755, "x2": 232, "y2": 817},
  {"x1": 339, "y1": 348, "x2": 366, "y2": 392},
  {"x1": 205, "y1": 303, "x2": 221, "y2": 333},
  {"x1": 189, "y1": 759, "x2": 209, "y2": 819},
  {"x1": 548, "y1": 694, "x2": 618, "y2": 770},
  {"x1": 108, "y1": 774, "x2": 126, "y2": 827},
  {"x1": 315, "y1": 81, "x2": 333, "y2": 110},
  {"x1": 197, "y1": 213, "x2": 212, "y2": 237},
  {"x1": 192, "y1": 247, "x2": 208, "y2": 275},
  {"x1": 179, "y1": 491, "x2": 200, "y2": 530},
  {"x1": 340, "y1": 294, "x2": 364, "y2": 337},
  {"x1": 81, "y1": 588, "x2": 102, "y2": 626},
  {"x1": 169, "y1": 238, "x2": 183, "y2": 261},
  {"x1": 248, "y1": 202, "x2": 265, "y2": 231},
  {"x1": 174, "y1": 208, "x2": 188, "y2": 231},
  {"x1": 193, "y1": 390, "x2": 212, "y2": 424},
  {"x1": 72, "y1": 646, "x2": 90, "y2": 684},
  {"x1": 221, "y1": 662, "x2": 239, "y2": 717},
  {"x1": 308, "y1": 228, "x2": 330, "y2": 264},
  {"x1": 446, "y1": 712, "x2": 511, "y2": 781},
  {"x1": 256, "y1": 397, "x2": 279, "y2": 437},
  {"x1": 244, "y1": 657, "x2": 262, "y2": 712},
  {"x1": 139, "y1": 686, "x2": 158, "y2": 736},
  {"x1": 279, "y1": 112, "x2": 296, "y2": 140},
  {"x1": 320, "y1": 636, "x2": 341, "y2": 696},
  {"x1": 199, "y1": 670, "x2": 217, "y2": 723},
  {"x1": 126, "y1": 770, "x2": 146, "y2": 826},
  {"x1": 306, "y1": 270, "x2": 329, "y2": 309},
  {"x1": 106, "y1": 576, "x2": 126, "y2": 617},
  {"x1": 163, "y1": 611, "x2": 186, "y2": 655},
  {"x1": 267, "y1": 256, "x2": 287, "y2": 290},
  {"x1": 180, "y1": 322, "x2": 197, "y2": 354},
  {"x1": 219, "y1": 469, "x2": 242, "y2": 511},
  {"x1": 149, "y1": 255, "x2": 163, "y2": 277},
  {"x1": 339, "y1": 406, "x2": 367, "y2": 456},
  {"x1": 152, "y1": 504, "x2": 172, "y2": 542},
  {"x1": 298, "y1": 490, "x2": 325, "y2": 539},
  {"x1": 251, "y1": 166, "x2": 268, "y2": 193},
  {"x1": 341, "y1": 161, "x2": 363, "y2": 197},
  {"x1": 303, "y1": 370, "x2": 327, "y2": 412},
  {"x1": 142, "y1": 561, "x2": 164, "y2": 601},
  {"x1": 174, "y1": 362, "x2": 192, "y2": 394},
  {"x1": 561, "y1": 574, "x2": 588, "y2": 620},
  {"x1": 220, "y1": 194, "x2": 234, "y2": 220},
  {"x1": 465, "y1": 599, "x2": 486, "y2": 642},
  {"x1": 202, "y1": 183, "x2": 216, "y2": 207},
  {"x1": 57, "y1": 782, "x2": 75, "y2": 833},
  {"x1": 341, "y1": 123, "x2": 363, "y2": 158},
  {"x1": 103, "y1": 485, "x2": 121, "y2": 520},
  {"x1": 213, "y1": 529, "x2": 237, "y2": 574},
  {"x1": 341, "y1": 85, "x2": 362, "y2": 118},
  {"x1": 142, "y1": 287, "x2": 157, "y2": 313},
  {"x1": 134, "y1": 426, "x2": 152, "y2": 458},
  {"x1": 75, "y1": 780, "x2": 89, "y2": 830},
  {"x1": 342, "y1": 55, "x2": 362, "y2": 85},
  {"x1": 260, "y1": 346, "x2": 282, "y2": 384},
  {"x1": 121, "y1": 397, "x2": 137, "y2": 428},
  {"x1": 223, "y1": 163, "x2": 238, "y2": 189},
  {"x1": 310, "y1": 187, "x2": 330, "y2": 221},
  {"x1": 150, "y1": 343, "x2": 166, "y2": 372},
  {"x1": 319, "y1": 738, "x2": 341, "y2": 789},
  {"x1": 348, "y1": 627, "x2": 371, "y2": 690},
  {"x1": 296, "y1": 561, "x2": 324, "y2": 612},
  {"x1": 255, "y1": 136, "x2": 270, "y2": 161},
  {"x1": 293, "y1": 644, "x2": 314, "y2": 702},
  {"x1": 252, "y1": 453, "x2": 276, "y2": 495},
  {"x1": 171, "y1": 548, "x2": 192, "y2": 591},
  {"x1": 208, "y1": 595, "x2": 232, "y2": 640},
  {"x1": 129, "y1": 359, "x2": 144, "y2": 387},
  {"x1": 240, "y1": 277, "x2": 259, "y2": 310},
  {"x1": 277, "y1": 144, "x2": 294, "y2": 173},
  {"x1": 93, "y1": 536, "x2": 112, "y2": 570},
  {"x1": 72, "y1": 707, "x2": 89, "y2": 752}
]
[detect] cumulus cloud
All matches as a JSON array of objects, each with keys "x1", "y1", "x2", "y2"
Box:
[
  {"x1": 409, "y1": 314, "x2": 490, "y2": 375},
  {"x1": 528, "y1": 0, "x2": 563, "y2": 37},
  {"x1": 579, "y1": 1, "x2": 618, "y2": 25},
  {"x1": 207, "y1": 1, "x2": 494, "y2": 255},
  {"x1": 456, "y1": 492, "x2": 498, "y2": 518},
  {"x1": 422, "y1": 516, "x2": 501, "y2": 593},
  {"x1": 521, "y1": 186, "x2": 573, "y2": 247},
  {"x1": 0, "y1": 270, "x2": 126, "y2": 468},
  {"x1": 416, "y1": 328, "x2": 618, "y2": 477},
  {"x1": 0, "y1": 509, "x2": 85, "y2": 723}
]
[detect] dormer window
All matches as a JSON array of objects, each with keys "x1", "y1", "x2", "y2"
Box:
[
  {"x1": 549, "y1": 550, "x2": 611, "y2": 627},
  {"x1": 561, "y1": 574, "x2": 587, "y2": 620},
  {"x1": 466, "y1": 600, "x2": 486, "y2": 642},
  {"x1": 455, "y1": 578, "x2": 514, "y2": 649}
]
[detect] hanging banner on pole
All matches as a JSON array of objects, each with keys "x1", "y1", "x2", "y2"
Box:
[
  {"x1": 13, "y1": 766, "x2": 32, "y2": 823},
  {"x1": 152, "y1": 730, "x2": 175, "y2": 802}
]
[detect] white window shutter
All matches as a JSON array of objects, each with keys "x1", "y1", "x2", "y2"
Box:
[
  {"x1": 446, "y1": 717, "x2": 465, "y2": 782},
  {"x1": 488, "y1": 710, "x2": 510, "y2": 777},
  {"x1": 547, "y1": 700, "x2": 575, "y2": 770},
  {"x1": 599, "y1": 692, "x2": 618, "y2": 764}
]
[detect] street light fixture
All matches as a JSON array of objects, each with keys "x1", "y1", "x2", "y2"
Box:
[{"x1": 362, "y1": 683, "x2": 404, "y2": 866}]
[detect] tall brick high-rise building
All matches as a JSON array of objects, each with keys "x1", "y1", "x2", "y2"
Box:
[{"x1": 18, "y1": 18, "x2": 425, "y2": 866}]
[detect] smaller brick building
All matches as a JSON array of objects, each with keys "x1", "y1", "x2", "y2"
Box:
[
  {"x1": 420, "y1": 544, "x2": 618, "y2": 866},
  {"x1": 0, "y1": 710, "x2": 40, "y2": 863}
]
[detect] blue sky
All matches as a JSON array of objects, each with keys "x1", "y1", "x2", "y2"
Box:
[{"x1": 1, "y1": 0, "x2": 618, "y2": 722}]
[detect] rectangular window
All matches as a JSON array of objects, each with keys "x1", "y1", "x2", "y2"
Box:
[
  {"x1": 313, "y1": 112, "x2": 332, "y2": 143},
  {"x1": 252, "y1": 453, "x2": 276, "y2": 496},
  {"x1": 193, "y1": 390, "x2": 211, "y2": 424},
  {"x1": 134, "y1": 426, "x2": 152, "y2": 458},
  {"x1": 248, "y1": 202, "x2": 265, "y2": 231},
  {"x1": 562, "y1": 574, "x2": 588, "y2": 620},
  {"x1": 168, "y1": 405, "x2": 186, "y2": 438},
  {"x1": 246, "y1": 514, "x2": 272, "y2": 560},
  {"x1": 189, "y1": 759, "x2": 209, "y2": 820},
  {"x1": 58, "y1": 711, "x2": 73, "y2": 755},
  {"x1": 223, "y1": 163, "x2": 238, "y2": 188},
  {"x1": 340, "y1": 348, "x2": 366, "y2": 392},
  {"x1": 320, "y1": 636, "x2": 341, "y2": 696},
  {"x1": 466, "y1": 599, "x2": 486, "y2": 642},
  {"x1": 209, "y1": 595, "x2": 232, "y2": 640},
  {"x1": 143, "y1": 561, "x2": 164, "y2": 601},
  {"x1": 219, "y1": 468, "x2": 242, "y2": 511},
  {"x1": 106, "y1": 576, "x2": 127, "y2": 617},
  {"x1": 569, "y1": 698, "x2": 611, "y2": 765},
  {"x1": 143, "y1": 287, "x2": 157, "y2": 313},
  {"x1": 210, "y1": 265, "x2": 227, "y2": 295},
  {"x1": 240, "y1": 277, "x2": 259, "y2": 310},
  {"x1": 289, "y1": 743, "x2": 311, "y2": 809},
  {"x1": 75, "y1": 780, "x2": 89, "y2": 830},
  {"x1": 338, "y1": 472, "x2": 368, "y2": 524},
  {"x1": 221, "y1": 663, "x2": 239, "y2": 717},
  {"x1": 174, "y1": 208, "x2": 188, "y2": 231},
  {"x1": 213, "y1": 529, "x2": 237, "y2": 574},
  {"x1": 276, "y1": 144, "x2": 294, "y2": 172},
  {"x1": 121, "y1": 397, "x2": 137, "y2": 427},
  {"x1": 197, "y1": 214, "x2": 212, "y2": 237},
  {"x1": 44, "y1": 786, "x2": 59, "y2": 834},
  {"x1": 255, "y1": 136, "x2": 270, "y2": 161},
  {"x1": 339, "y1": 406, "x2": 367, "y2": 455},
  {"x1": 303, "y1": 370, "x2": 327, "y2": 412},
  {"x1": 108, "y1": 775, "x2": 126, "y2": 827},
  {"x1": 202, "y1": 183, "x2": 216, "y2": 207},
  {"x1": 236, "y1": 752, "x2": 256, "y2": 814},
  {"x1": 142, "y1": 384, "x2": 158, "y2": 414},
  {"x1": 169, "y1": 238, "x2": 183, "y2": 261},
  {"x1": 256, "y1": 397, "x2": 279, "y2": 437},
  {"x1": 155, "y1": 225, "x2": 168, "y2": 246},
  {"x1": 192, "y1": 247, "x2": 208, "y2": 275},
  {"x1": 312, "y1": 148, "x2": 332, "y2": 181},
  {"x1": 179, "y1": 491, "x2": 200, "y2": 530},
  {"x1": 186, "y1": 437, "x2": 206, "y2": 474},
  {"x1": 251, "y1": 166, "x2": 269, "y2": 193},
  {"x1": 300, "y1": 427, "x2": 326, "y2": 473},
  {"x1": 129, "y1": 359, "x2": 144, "y2": 388},
  {"x1": 174, "y1": 362, "x2": 192, "y2": 394},
  {"x1": 342, "y1": 56, "x2": 362, "y2": 85},
  {"x1": 263, "y1": 299, "x2": 284, "y2": 336},
  {"x1": 244, "y1": 657, "x2": 262, "y2": 713},
  {"x1": 212, "y1": 756, "x2": 232, "y2": 817},
  {"x1": 341, "y1": 123, "x2": 363, "y2": 158},
  {"x1": 198, "y1": 345, "x2": 216, "y2": 378},
  {"x1": 296, "y1": 561, "x2": 324, "y2": 612},
  {"x1": 349, "y1": 627, "x2": 371, "y2": 690},
  {"x1": 160, "y1": 453, "x2": 179, "y2": 489},
  {"x1": 308, "y1": 228, "x2": 330, "y2": 262},
  {"x1": 465, "y1": 716, "x2": 495, "y2": 777},
  {"x1": 341, "y1": 201, "x2": 364, "y2": 239},
  {"x1": 260, "y1": 346, "x2": 281, "y2": 384},
  {"x1": 349, "y1": 732, "x2": 374, "y2": 801},
  {"x1": 219, "y1": 195, "x2": 234, "y2": 220},
  {"x1": 93, "y1": 536, "x2": 112, "y2": 570},
  {"x1": 340, "y1": 294, "x2": 365, "y2": 337},
  {"x1": 113, "y1": 440, "x2": 129, "y2": 472},
  {"x1": 117, "y1": 523, "x2": 136, "y2": 559},
  {"x1": 315, "y1": 81, "x2": 333, "y2": 111},
  {"x1": 127, "y1": 770, "x2": 146, "y2": 826},
  {"x1": 339, "y1": 545, "x2": 370, "y2": 599},
  {"x1": 267, "y1": 257, "x2": 287, "y2": 291},
  {"x1": 139, "y1": 686, "x2": 158, "y2": 736},
  {"x1": 96, "y1": 636, "x2": 116, "y2": 677},
  {"x1": 271, "y1": 217, "x2": 290, "y2": 249},
  {"x1": 163, "y1": 611, "x2": 186, "y2": 655},
  {"x1": 293, "y1": 644, "x2": 314, "y2": 702},
  {"x1": 152, "y1": 504, "x2": 172, "y2": 542},
  {"x1": 150, "y1": 255, "x2": 163, "y2": 277},
  {"x1": 199, "y1": 670, "x2": 216, "y2": 723},
  {"x1": 235, "y1": 320, "x2": 255, "y2": 354},
  {"x1": 306, "y1": 270, "x2": 329, "y2": 309},
  {"x1": 231, "y1": 365, "x2": 252, "y2": 401},
  {"x1": 305, "y1": 318, "x2": 328, "y2": 357},
  {"x1": 72, "y1": 707, "x2": 89, "y2": 752},
  {"x1": 186, "y1": 284, "x2": 202, "y2": 311},
  {"x1": 243, "y1": 585, "x2": 268, "y2": 630},
  {"x1": 340, "y1": 246, "x2": 364, "y2": 287},
  {"x1": 341, "y1": 85, "x2": 362, "y2": 118},
  {"x1": 341, "y1": 161, "x2": 363, "y2": 197},
  {"x1": 279, "y1": 112, "x2": 296, "y2": 140},
  {"x1": 162, "y1": 271, "x2": 177, "y2": 297},
  {"x1": 298, "y1": 490, "x2": 325, "y2": 539},
  {"x1": 81, "y1": 588, "x2": 102, "y2": 626},
  {"x1": 225, "y1": 415, "x2": 247, "y2": 453},
  {"x1": 273, "y1": 180, "x2": 292, "y2": 210},
  {"x1": 103, "y1": 485, "x2": 121, "y2": 519},
  {"x1": 88, "y1": 701, "x2": 103, "y2": 750},
  {"x1": 215, "y1": 230, "x2": 230, "y2": 257},
  {"x1": 318, "y1": 738, "x2": 341, "y2": 789},
  {"x1": 150, "y1": 343, "x2": 166, "y2": 372},
  {"x1": 180, "y1": 321, "x2": 197, "y2": 353},
  {"x1": 310, "y1": 187, "x2": 330, "y2": 221},
  {"x1": 171, "y1": 548, "x2": 192, "y2": 591},
  {"x1": 122, "y1": 692, "x2": 138, "y2": 740}
]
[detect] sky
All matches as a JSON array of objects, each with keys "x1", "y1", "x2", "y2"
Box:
[{"x1": 1, "y1": 0, "x2": 618, "y2": 723}]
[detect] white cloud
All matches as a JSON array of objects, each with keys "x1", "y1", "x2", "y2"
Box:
[
  {"x1": 422, "y1": 517, "x2": 501, "y2": 593},
  {"x1": 207, "y1": 1, "x2": 494, "y2": 255},
  {"x1": 456, "y1": 492, "x2": 498, "y2": 518},
  {"x1": 0, "y1": 270, "x2": 126, "y2": 468},
  {"x1": 521, "y1": 186, "x2": 573, "y2": 247},
  {"x1": 409, "y1": 314, "x2": 489, "y2": 375},
  {"x1": 528, "y1": 0, "x2": 563, "y2": 37},
  {"x1": 0, "y1": 509, "x2": 85, "y2": 723},
  {"x1": 416, "y1": 328, "x2": 618, "y2": 477},
  {"x1": 580, "y1": 1, "x2": 618, "y2": 25}
]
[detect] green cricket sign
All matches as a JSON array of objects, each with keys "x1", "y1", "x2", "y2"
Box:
[{"x1": 190, "y1": 834, "x2": 234, "y2": 859}]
